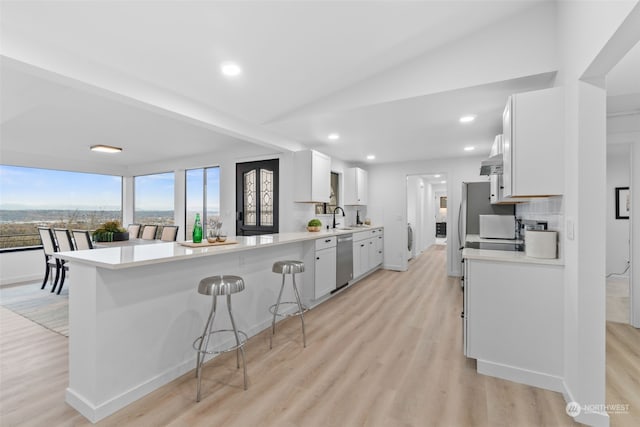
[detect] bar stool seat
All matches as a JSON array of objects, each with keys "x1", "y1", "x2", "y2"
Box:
[
  {"x1": 269, "y1": 260, "x2": 307, "y2": 349},
  {"x1": 193, "y1": 275, "x2": 248, "y2": 401}
]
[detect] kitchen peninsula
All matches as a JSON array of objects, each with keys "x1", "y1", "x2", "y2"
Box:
[{"x1": 55, "y1": 228, "x2": 382, "y2": 422}]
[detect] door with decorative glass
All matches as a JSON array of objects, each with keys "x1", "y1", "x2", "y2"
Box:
[{"x1": 236, "y1": 159, "x2": 279, "y2": 236}]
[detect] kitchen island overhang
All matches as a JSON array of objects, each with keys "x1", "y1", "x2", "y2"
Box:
[{"x1": 54, "y1": 230, "x2": 363, "y2": 423}]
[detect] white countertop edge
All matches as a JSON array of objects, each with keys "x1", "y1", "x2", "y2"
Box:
[
  {"x1": 462, "y1": 248, "x2": 564, "y2": 266},
  {"x1": 465, "y1": 234, "x2": 524, "y2": 244},
  {"x1": 54, "y1": 227, "x2": 383, "y2": 270}
]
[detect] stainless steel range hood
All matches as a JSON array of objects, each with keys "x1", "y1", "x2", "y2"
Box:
[{"x1": 480, "y1": 154, "x2": 503, "y2": 176}]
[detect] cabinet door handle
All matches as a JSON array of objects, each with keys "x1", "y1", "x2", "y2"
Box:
[
  {"x1": 316, "y1": 257, "x2": 320, "y2": 260},
  {"x1": 325, "y1": 239, "x2": 332, "y2": 242},
  {"x1": 360, "y1": 244, "x2": 365, "y2": 247}
]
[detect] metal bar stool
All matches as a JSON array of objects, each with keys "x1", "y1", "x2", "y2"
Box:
[
  {"x1": 193, "y1": 275, "x2": 248, "y2": 401},
  {"x1": 269, "y1": 260, "x2": 307, "y2": 349}
]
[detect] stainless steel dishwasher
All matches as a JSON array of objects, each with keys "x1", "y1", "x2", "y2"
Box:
[{"x1": 336, "y1": 234, "x2": 353, "y2": 291}]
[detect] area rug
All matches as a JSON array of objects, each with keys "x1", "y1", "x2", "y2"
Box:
[{"x1": 0, "y1": 282, "x2": 69, "y2": 337}]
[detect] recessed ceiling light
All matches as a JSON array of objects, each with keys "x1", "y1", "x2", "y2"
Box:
[
  {"x1": 328, "y1": 133, "x2": 340, "y2": 141},
  {"x1": 90, "y1": 145, "x2": 122, "y2": 153},
  {"x1": 441, "y1": 180, "x2": 447, "y2": 184},
  {"x1": 434, "y1": 174, "x2": 441, "y2": 178},
  {"x1": 221, "y1": 62, "x2": 242, "y2": 77},
  {"x1": 464, "y1": 146, "x2": 475, "y2": 151},
  {"x1": 366, "y1": 154, "x2": 376, "y2": 160},
  {"x1": 459, "y1": 115, "x2": 476, "y2": 123}
]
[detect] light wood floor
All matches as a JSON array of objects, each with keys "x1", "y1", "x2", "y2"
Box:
[
  {"x1": 0, "y1": 245, "x2": 628, "y2": 426},
  {"x1": 606, "y1": 277, "x2": 630, "y2": 324}
]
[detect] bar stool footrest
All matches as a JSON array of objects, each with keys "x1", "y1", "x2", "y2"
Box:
[
  {"x1": 193, "y1": 330, "x2": 248, "y2": 355},
  {"x1": 269, "y1": 301, "x2": 309, "y2": 318}
]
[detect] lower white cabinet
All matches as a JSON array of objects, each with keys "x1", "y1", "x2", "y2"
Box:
[
  {"x1": 353, "y1": 228, "x2": 384, "y2": 279},
  {"x1": 315, "y1": 246, "x2": 337, "y2": 299},
  {"x1": 464, "y1": 258, "x2": 563, "y2": 391},
  {"x1": 313, "y1": 236, "x2": 337, "y2": 299}
]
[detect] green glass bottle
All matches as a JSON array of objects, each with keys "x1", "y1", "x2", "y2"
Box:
[{"x1": 192, "y1": 213, "x2": 203, "y2": 243}]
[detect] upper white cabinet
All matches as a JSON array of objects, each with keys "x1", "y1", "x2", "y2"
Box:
[
  {"x1": 502, "y1": 87, "x2": 563, "y2": 198},
  {"x1": 294, "y1": 150, "x2": 331, "y2": 203},
  {"x1": 344, "y1": 167, "x2": 368, "y2": 205}
]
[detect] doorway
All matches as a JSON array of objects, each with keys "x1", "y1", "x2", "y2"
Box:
[
  {"x1": 236, "y1": 159, "x2": 279, "y2": 236},
  {"x1": 406, "y1": 173, "x2": 447, "y2": 261}
]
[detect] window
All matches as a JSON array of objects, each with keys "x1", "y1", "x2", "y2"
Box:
[
  {"x1": 236, "y1": 159, "x2": 278, "y2": 236},
  {"x1": 134, "y1": 172, "x2": 174, "y2": 233},
  {"x1": 186, "y1": 167, "x2": 220, "y2": 239},
  {"x1": 316, "y1": 172, "x2": 339, "y2": 214},
  {"x1": 0, "y1": 165, "x2": 122, "y2": 249}
]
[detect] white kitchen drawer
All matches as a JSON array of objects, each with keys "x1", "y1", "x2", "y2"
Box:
[
  {"x1": 315, "y1": 236, "x2": 337, "y2": 250},
  {"x1": 353, "y1": 228, "x2": 383, "y2": 242}
]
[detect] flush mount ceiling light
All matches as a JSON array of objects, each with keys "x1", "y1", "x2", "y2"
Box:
[
  {"x1": 464, "y1": 146, "x2": 475, "y2": 151},
  {"x1": 221, "y1": 62, "x2": 242, "y2": 77},
  {"x1": 434, "y1": 174, "x2": 441, "y2": 178},
  {"x1": 459, "y1": 115, "x2": 476, "y2": 123},
  {"x1": 90, "y1": 145, "x2": 123, "y2": 153},
  {"x1": 366, "y1": 154, "x2": 376, "y2": 160},
  {"x1": 441, "y1": 180, "x2": 447, "y2": 184},
  {"x1": 328, "y1": 133, "x2": 340, "y2": 141}
]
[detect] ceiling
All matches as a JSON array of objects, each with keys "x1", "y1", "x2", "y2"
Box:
[{"x1": 0, "y1": 1, "x2": 637, "y2": 172}]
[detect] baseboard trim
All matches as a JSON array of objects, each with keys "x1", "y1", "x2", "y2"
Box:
[
  {"x1": 0, "y1": 274, "x2": 42, "y2": 287},
  {"x1": 476, "y1": 360, "x2": 564, "y2": 393},
  {"x1": 383, "y1": 263, "x2": 406, "y2": 271}
]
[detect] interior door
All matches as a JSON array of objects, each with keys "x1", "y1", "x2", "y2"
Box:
[{"x1": 236, "y1": 159, "x2": 279, "y2": 236}]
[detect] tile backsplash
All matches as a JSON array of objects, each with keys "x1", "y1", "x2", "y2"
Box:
[{"x1": 516, "y1": 196, "x2": 564, "y2": 258}]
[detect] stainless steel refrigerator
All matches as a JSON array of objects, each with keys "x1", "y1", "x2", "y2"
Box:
[{"x1": 457, "y1": 181, "x2": 514, "y2": 249}]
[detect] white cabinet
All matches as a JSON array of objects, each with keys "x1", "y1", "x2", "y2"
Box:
[
  {"x1": 353, "y1": 228, "x2": 383, "y2": 278},
  {"x1": 464, "y1": 258, "x2": 563, "y2": 389},
  {"x1": 490, "y1": 174, "x2": 506, "y2": 204},
  {"x1": 374, "y1": 234, "x2": 384, "y2": 266},
  {"x1": 294, "y1": 150, "x2": 331, "y2": 203},
  {"x1": 314, "y1": 237, "x2": 336, "y2": 299},
  {"x1": 502, "y1": 87, "x2": 563, "y2": 198},
  {"x1": 344, "y1": 167, "x2": 368, "y2": 205}
]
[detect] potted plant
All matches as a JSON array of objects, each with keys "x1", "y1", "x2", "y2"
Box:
[
  {"x1": 92, "y1": 220, "x2": 129, "y2": 242},
  {"x1": 307, "y1": 218, "x2": 322, "y2": 232}
]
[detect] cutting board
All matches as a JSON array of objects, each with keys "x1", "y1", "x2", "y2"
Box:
[{"x1": 179, "y1": 240, "x2": 238, "y2": 248}]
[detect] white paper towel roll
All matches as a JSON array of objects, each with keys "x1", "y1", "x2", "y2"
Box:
[{"x1": 525, "y1": 230, "x2": 557, "y2": 259}]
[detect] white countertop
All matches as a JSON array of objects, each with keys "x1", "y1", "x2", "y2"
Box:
[
  {"x1": 462, "y1": 234, "x2": 564, "y2": 266},
  {"x1": 54, "y1": 227, "x2": 382, "y2": 270}
]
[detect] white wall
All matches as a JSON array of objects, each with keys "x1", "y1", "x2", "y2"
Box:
[
  {"x1": 367, "y1": 155, "x2": 485, "y2": 275},
  {"x1": 556, "y1": 2, "x2": 639, "y2": 426},
  {"x1": 632, "y1": 143, "x2": 640, "y2": 327},
  {"x1": 407, "y1": 176, "x2": 418, "y2": 258},
  {"x1": 424, "y1": 183, "x2": 435, "y2": 250},
  {"x1": 0, "y1": 249, "x2": 44, "y2": 286},
  {"x1": 606, "y1": 143, "x2": 631, "y2": 276}
]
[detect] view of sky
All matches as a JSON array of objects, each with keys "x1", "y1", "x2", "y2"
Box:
[
  {"x1": 0, "y1": 165, "x2": 221, "y2": 214},
  {"x1": 0, "y1": 165, "x2": 122, "y2": 210}
]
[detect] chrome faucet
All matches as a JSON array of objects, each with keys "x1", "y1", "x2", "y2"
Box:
[{"x1": 332, "y1": 206, "x2": 345, "y2": 229}]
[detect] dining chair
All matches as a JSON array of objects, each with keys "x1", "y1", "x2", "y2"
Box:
[
  {"x1": 52, "y1": 229, "x2": 74, "y2": 294},
  {"x1": 159, "y1": 225, "x2": 179, "y2": 242},
  {"x1": 38, "y1": 227, "x2": 60, "y2": 292},
  {"x1": 140, "y1": 225, "x2": 158, "y2": 240},
  {"x1": 127, "y1": 223, "x2": 142, "y2": 239},
  {"x1": 72, "y1": 230, "x2": 94, "y2": 250}
]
